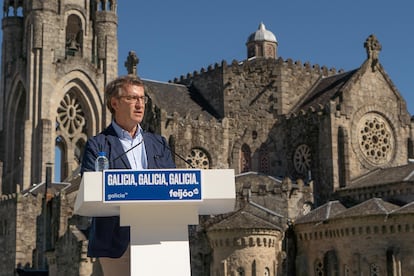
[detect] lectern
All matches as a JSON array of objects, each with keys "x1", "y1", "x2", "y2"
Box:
[{"x1": 74, "y1": 169, "x2": 235, "y2": 275}]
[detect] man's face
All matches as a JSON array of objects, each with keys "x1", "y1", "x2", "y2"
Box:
[{"x1": 111, "y1": 84, "x2": 146, "y2": 130}]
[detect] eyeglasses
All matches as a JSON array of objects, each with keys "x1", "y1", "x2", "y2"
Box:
[{"x1": 118, "y1": 95, "x2": 149, "y2": 104}]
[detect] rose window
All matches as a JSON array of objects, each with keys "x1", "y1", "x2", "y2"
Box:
[
  {"x1": 294, "y1": 144, "x2": 311, "y2": 174},
  {"x1": 57, "y1": 92, "x2": 85, "y2": 138},
  {"x1": 186, "y1": 148, "x2": 210, "y2": 169},
  {"x1": 358, "y1": 113, "x2": 394, "y2": 165}
]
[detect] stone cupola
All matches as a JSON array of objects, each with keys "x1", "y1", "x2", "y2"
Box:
[{"x1": 246, "y1": 22, "x2": 278, "y2": 59}]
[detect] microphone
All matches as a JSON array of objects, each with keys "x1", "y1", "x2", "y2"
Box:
[
  {"x1": 111, "y1": 136, "x2": 195, "y2": 169},
  {"x1": 166, "y1": 148, "x2": 195, "y2": 169},
  {"x1": 151, "y1": 134, "x2": 195, "y2": 169},
  {"x1": 113, "y1": 140, "x2": 143, "y2": 162}
]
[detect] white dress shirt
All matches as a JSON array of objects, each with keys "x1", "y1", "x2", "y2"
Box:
[{"x1": 112, "y1": 121, "x2": 148, "y2": 170}]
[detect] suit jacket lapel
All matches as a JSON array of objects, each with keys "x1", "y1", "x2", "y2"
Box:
[{"x1": 104, "y1": 125, "x2": 131, "y2": 169}]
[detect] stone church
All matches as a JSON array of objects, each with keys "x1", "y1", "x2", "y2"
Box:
[{"x1": 1, "y1": 0, "x2": 414, "y2": 275}]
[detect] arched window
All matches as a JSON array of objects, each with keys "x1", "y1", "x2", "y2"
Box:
[
  {"x1": 324, "y1": 250, "x2": 339, "y2": 276},
  {"x1": 408, "y1": 138, "x2": 414, "y2": 159},
  {"x1": 240, "y1": 144, "x2": 251, "y2": 173},
  {"x1": 314, "y1": 259, "x2": 323, "y2": 276},
  {"x1": 55, "y1": 89, "x2": 87, "y2": 181},
  {"x1": 344, "y1": 265, "x2": 350, "y2": 276},
  {"x1": 338, "y1": 127, "x2": 348, "y2": 188},
  {"x1": 3, "y1": 0, "x2": 23, "y2": 17},
  {"x1": 252, "y1": 259, "x2": 256, "y2": 276},
  {"x1": 370, "y1": 263, "x2": 379, "y2": 276},
  {"x1": 96, "y1": 0, "x2": 116, "y2": 11},
  {"x1": 55, "y1": 136, "x2": 66, "y2": 182},
  {"x1": 65, "y1": 14, "x2": 83, "y2": 56},
  {"x1": 386, "y1": 247, "x2": 401, "y2": 276},
  {"x1": 260, "y1": 150, "x2": 269, "y2": 174},
  {"x1": 387, "y1": 249, "x2": 395, "y2": 275},
  {"x1": 4, "y1": 83, "x2": 26, "y2": 193}
]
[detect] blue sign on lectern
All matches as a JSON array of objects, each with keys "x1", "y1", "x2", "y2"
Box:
[{"x1": 102, "y1": 169, "x2": 202, "y2": 202}]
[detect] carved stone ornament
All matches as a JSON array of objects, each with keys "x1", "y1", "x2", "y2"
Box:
[{"x1": 357, "y1": 113, "x2": 394, "y2": 165}]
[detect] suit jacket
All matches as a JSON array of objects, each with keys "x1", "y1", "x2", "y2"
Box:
[{"x1": 81, "y1": 124, "x2": 176, "y2": 258}]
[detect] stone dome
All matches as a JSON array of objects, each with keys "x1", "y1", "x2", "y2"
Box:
[{"x1": 247, "y1": 22, "x2": 277, "y2": 43}]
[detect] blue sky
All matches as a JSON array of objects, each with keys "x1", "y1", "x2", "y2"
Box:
[
  {"x1": 0, "y1": 1, "x2": 411, "y2": 112},
  {"x1": 1, "y1": 1, "x2": 413, "y2": 181},
  {"x1": 117, "y1": 1, "x2": 414, "y2": 114}
]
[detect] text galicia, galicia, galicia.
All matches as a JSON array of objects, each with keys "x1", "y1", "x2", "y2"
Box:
[{"x1": 106, "y1": 172, "x2": 199, "y2": 187}]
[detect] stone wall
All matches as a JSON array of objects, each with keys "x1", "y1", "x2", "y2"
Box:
[
  {"x1": 295, "y1": 213, "x2": 414, "y2": 275},
  {"x1": 0, "y1": 193, "x2": 43, "y2": 276},
  {"x1": 0, "y1": 194, "x2": 17, "y2": 276},
  {"x1": 208, "y1": 228, "x2": 283, "y2": 276}
]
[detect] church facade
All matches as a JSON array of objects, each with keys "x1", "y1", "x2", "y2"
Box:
[{"x1": 1, "y1": 1, "x2": 414, "y2": 275}]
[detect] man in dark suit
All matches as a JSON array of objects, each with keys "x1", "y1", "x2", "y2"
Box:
[{"x1": 81, "y1": 75, "x2": 176, "y2": 275}]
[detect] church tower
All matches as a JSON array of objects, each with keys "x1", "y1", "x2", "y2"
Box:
[{"x1": 0, "y1": 0, "x2": 118, "y2": 194}]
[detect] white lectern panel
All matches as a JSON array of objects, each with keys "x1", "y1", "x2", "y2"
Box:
[{"x1": 74, "y1": 169, "x2": 235, "y2": 275}]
